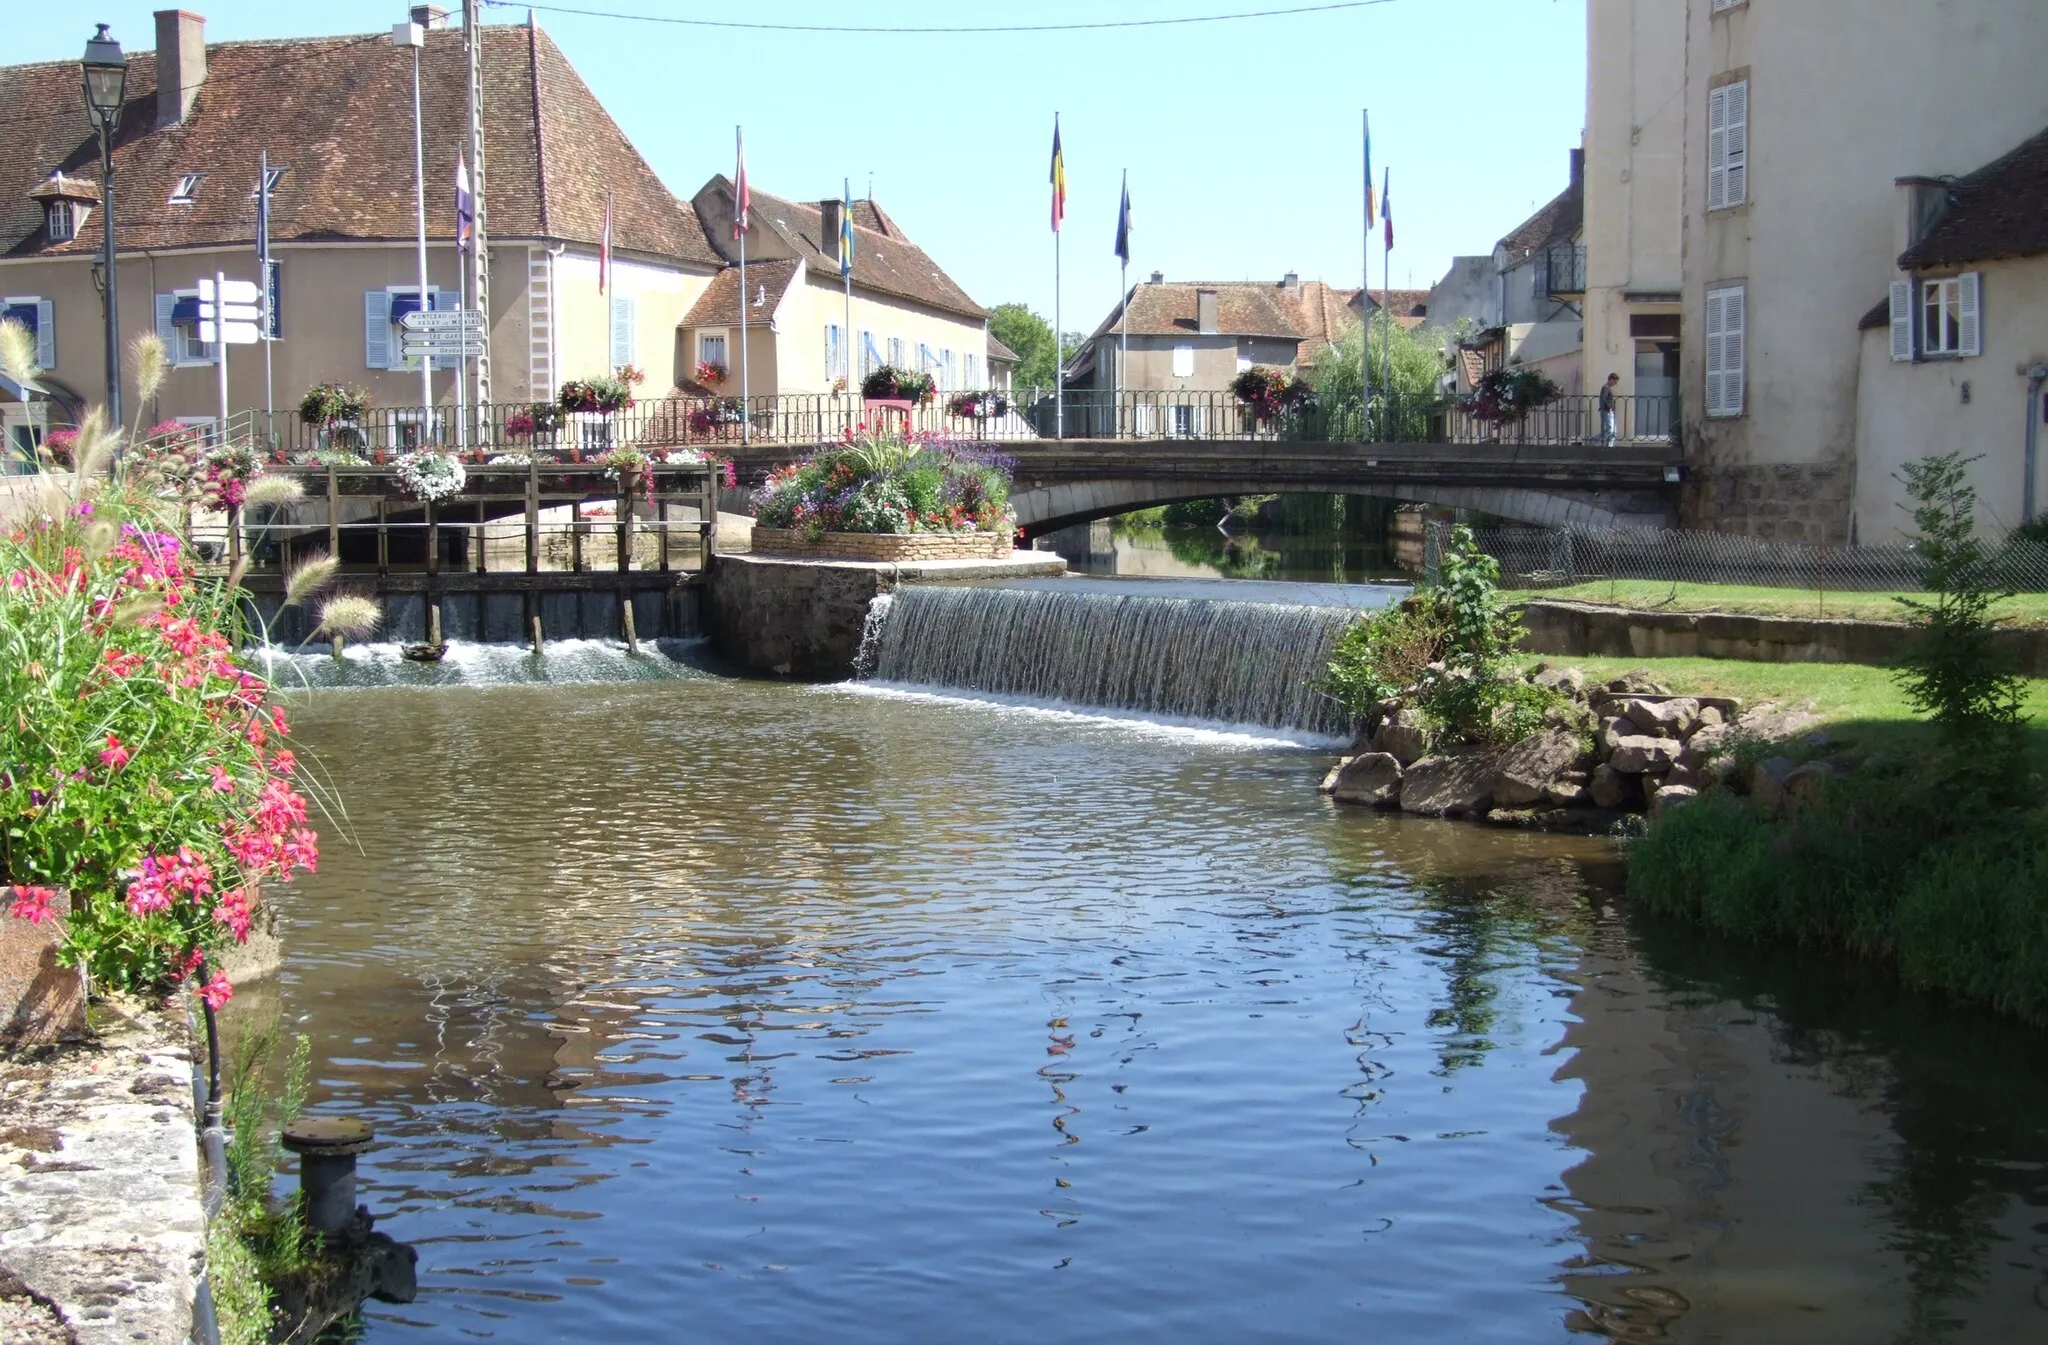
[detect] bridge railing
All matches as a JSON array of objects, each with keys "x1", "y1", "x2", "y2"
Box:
[{"x1": 243, "y1": 390, "x2": 1677, "y2": 458}]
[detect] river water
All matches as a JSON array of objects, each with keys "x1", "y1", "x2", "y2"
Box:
[{"x1": 250, "y1": 650, "x2": 2048, "y2": 1343}]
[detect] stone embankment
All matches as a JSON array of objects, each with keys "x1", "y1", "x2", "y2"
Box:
[{"x1": 1320, "y1": 663, "x2": 1828, "y2": 829}]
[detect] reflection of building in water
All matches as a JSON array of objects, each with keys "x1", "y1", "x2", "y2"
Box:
[{"x1": 1549, "y1": 907, "x2": 2046, "y2": 1342}]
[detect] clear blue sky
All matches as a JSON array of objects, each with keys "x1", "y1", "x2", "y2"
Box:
[{"x1": 18, "y1": 1, "x2": 1587, "y2": 332}]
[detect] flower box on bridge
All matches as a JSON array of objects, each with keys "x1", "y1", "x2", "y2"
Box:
[{"x1": 750, "y1": 527, "x2": 1015, "y2": 562}]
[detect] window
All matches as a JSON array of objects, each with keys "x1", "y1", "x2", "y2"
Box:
[
  {"x1": 1891, "y1": 273, "x2": 1981, "y2": 361},
  {"x1": 363, "y1": 287, "x2": 446, "y2": 371},
  {"x1": 1711, "y1": 0, "x2": 1744, "y2": 10},
  {"x1": 965, "y1": 352, "x2": 981, "y2": 387},
  {"x1": 825, "y1": 323, "x2": 844, "y2": 381},
  {"x1": 158, "y1": 290, "x2": 217, "y2": 367},
  {"x1": 700, "y1": 332, "x2": 728, "y2": 368},
  {"x1": 1, "y1": 298, "x2": 54, "y2": 370},
  {"x1": 942, "y1": 349, "x2": 956, "y2": 391},
  {"x1": 251, "y1": 167, "x2": 287, "y2": 198},
  {"x1": 174, "y1": 416, "x2": 218, "y2": 448},
  {"x1": 44, "y1": 203, "x2": 74, "y2": 242},
  {"x1": 887, "y1": 336, "x2": 906, "y2": 368},
  {"x1": 1703, "y1": 284, "x2": 1745, "y2": 417},
  {"x1": 169, "y1": 174, "x2": 202, "y2": 205},
  {"x1": 609, "y1": 294, "x2": 636, "y2": 370},
  {"x1": 860, "y1": 330, "x2": 880, "y2": 378},
  {"x1": 1172, "y1": 344, "x2": 1195, "y2": 378},
  {"x1": 1707, "y1": 81, "x2": 1748, "y2": 211},
  {"x1": 1168, "y1": 404, "x2": 1203, "y2": 437}
]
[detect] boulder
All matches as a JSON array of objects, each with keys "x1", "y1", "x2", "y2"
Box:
[
  {"x1": 1609, "y1": 735, "x2": 1683, "y2": 775},
  {"x1": 1748, "y1": 755, "x2": 1798, "y2": 807},
  {"x1": 1488, "y1": 729, "x2": 1586, "y2": 807},
  {"x1": 1372, "y1": 707, "x2": 1431, "y2": 766},
  {"x1": 1544, "y1": 779, "x2": 1592, "y2": 807},
  {"x1": 1400, "y1": 753, "x2": 1499, "y2": 817},
  {"x1": 1651, "y1": 783, "x2": 1700, "y2": 813},
  {"x1": 1738, "y1": 702, "x2": 1824, "y2": 743},
  {"x1": 1322, "y1": 752, "x2": 1404, "y2": 807},
  {"x1": 1679, "y1": 721, "x2": 1737, "y2": 768},
  {"x1": 1783, "y1": 760, "x2": 1843, "y2": 808},
  {"x1": 1597, "y1": 716, "x2": 1633, "y2": 755},
  {"x1": 1695, "y1": 704, "x2": 1725, "y2": 731},
  {"x1": 1531, "y1": 665, "x2": 1588, "y2": 698},
  {"x1": 1699, "y1": 754, "x2": 1742, "y2": 791},
  {"x1": 1619, "y1": 696, "x2": 1698, "y2": 739},
  {"x1": 1661, "y1": 763, "x2": 1701, "y2": 792},
  {"x1": 1589, "y1": 763, "x2": 1632, "y2": 810},
  {"x1": 1603, "y1": 668, "x2": 1670, "y2": 697}
]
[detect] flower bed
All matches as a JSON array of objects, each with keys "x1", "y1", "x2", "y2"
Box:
[
  {"x1": 752, "y1": 426, "x2": 1015, "y2": 549},
  {"x1": 749, "y1": 527, "x2": 1014, "y2": 561}
]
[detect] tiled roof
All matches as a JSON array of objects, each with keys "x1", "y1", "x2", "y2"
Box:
[
  {"x1": 988, "y1": 332, "x2": 1020, "y2": 364},
  {"x1": 1497, "y1": 178, "x2": 1583, "y2": 261},
  {"x1": 707, "y1": 181, "x2": 986, "y2": 321},
  {"x1": 1898, "y1": 123, "x2": 2048, "y2": 269},
  {"x1": 0, "y1": 24, "x2": 718, "y2": 266},
  {"x1": 1087, "y1": 281, "x2": 1307, "y2": 341},
  {"x1": 680, "y1": 258, "x2": 801, "y2": 327},
  {"x1": 1293, "y1": 281, "x2": 1359, "y2": 364}
]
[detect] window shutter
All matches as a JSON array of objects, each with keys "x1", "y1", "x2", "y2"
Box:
[
  {"x1": 609, "y1": 294, "x2": 636, "y2": 370},
  {"x1": 365, "y1": 291, "x2": 391, "y2": 370},
  {"x1": 156, "y1": 293, "x2": 178, "y2": 363},
  {"x1": 1706, "y1": 86, "x2": 1728, "y2": 211},
  {"x1": 35, "y1": 299, "x2": 54, "y2": 370},
  {"x1": 1134, "y1": 401, "x2": 1153, "y2": 435},
  {"x1": 1888, "y1": 280, "x2": 1914, "y2": 362},
  {"x1": 1956, "y1": 271, "x2": 1981, "y2": 357},
  {"x1": 1721, "y1": 287, "x2": 1745, "y2": 415},
  {"x1": 1723, "y1": 81, "x2": 1748, "y2": 206},
  {"x1": 429, "y1": 288, "x2": 456, "y2": 371},
  {"x1": 1704, "y1": 289, "x2": 1727, "y2": 414}
]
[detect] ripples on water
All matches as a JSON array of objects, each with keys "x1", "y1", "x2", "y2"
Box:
[{"x1": 247, "y1": 673, "x2": 2048, "y2": 1344}]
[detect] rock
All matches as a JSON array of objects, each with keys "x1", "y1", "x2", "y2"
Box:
[
  {"x1": 1544, "y1": 779, "x2": 1592, "y2": 806},
  {"x1": 1488, "y1": 729, "x2": 1587, "y2": 807},
  {"x1": 1748, "y1": 755, "x2": 1797, "y2": 807},
  {"x1": 1604, "y1": 668, "x2": 1670, "y2": 697},
  {"x1": 1619, "y1": 696, "x2": 1699, "y2": 739},
  {"x1": 1372, "y1": 707, "x2": 1431, "y2": 766},
  {"x1": 2, "y1": 902, "x2": 85, "y2": 1049},
  {"x1": 1651, "y1": 784, "x2": 1700, "y2": 813},
  {"x1": 1609, "y1": 735, "x2": 1683, "y2": 775},
  {"x1": 1738, "y1": 702, "x2": 1824, "y2": 743},
  {"x1": 1322, "y1": 752, "x2": 1404, "y2": 807},
  {"x1": 1597, "y1": 716, "x2": 1633, "y2": 755},
  {"x1": 1400, "y1": 753, "x2": 1499, "y2": 817},
  {"x1": 1696, "y1": 705, "x2": 1724, "y2": 730},
  {"x1": 1589, "y1": 763, "x2": 1632, "y2": 810},
  {"x1": 1699, "y1": 755, "x2": 1742, "y2": 790},
  {"x1": 1679, "y1": 721, "x2": 1737, "y2": 768},
  {"x1": 1662, "y1": 763, "x2": 1701, "y2": 792},
  {"x1": 1532, "y1": 665, "x2": 1588, "y2": 697},
  {"x1": 1783, "y1": 760, "x2": 1843, "y2": 808}
]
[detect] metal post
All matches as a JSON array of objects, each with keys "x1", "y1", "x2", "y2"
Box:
[
  {"x1": 737, "y1": 127, "x2": 750, "y2": 446},
  {"x1": 213, "y1": 271, "x2": 230, "y2": 434},
  {"x1": 1361, "y1": 109, "x2": 1370, "y2": 437},
  {"x1": 410, "y1": 40, "x2": 433, "y2": 421},
  {"x1": 281, "y1": 1118, "x2": 374, "y2": 1238},
  {"x1": 464, "y1": 0, "x2": 492, "y2": 409},
  {"x1": 258, "y1": 149, "x2": 273, "y2": 440},
  {"x1": 99, "y1": 123, "x2": 121, "y2": 428}
]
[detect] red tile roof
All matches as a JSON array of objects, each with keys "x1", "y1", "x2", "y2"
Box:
[
  {"x1": 1497, "y1": 178, "x2": 1583, "y2": 261},
  {"x1": 1898, "y1": 122, "x2": 2048, "y2": 269},
  {"x1": 0, "y1": 24, "x2": 717, "y2": 266},
  {"x1": 988, "y1": 332, "x2": 1020, "y2": 364},
  {"x1": 1087, "y1": 281, "x2": 1307, "y2": 341},
  {"x1": 680, "y1": 259, "x2": 801, "y2": 327}
]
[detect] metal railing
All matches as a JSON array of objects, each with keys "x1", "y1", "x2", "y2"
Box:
[
  {"x1": 1536, "y1": 244, "x2": 1587, "y2": 298},
  {"x1": 241, "y1": 390, "x2": 1680, "y2": 457}
]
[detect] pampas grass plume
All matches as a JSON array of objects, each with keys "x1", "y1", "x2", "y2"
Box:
[
  {"x1": 282, "y1": 555, "x2": 339, "y2": 608},
  {"x1": 314, "y1": 594, "x2": 380, "y2": 640},
  {"x1": 0, "y1": 318, "x2": 37, "y2": 387},
  {"x1": 129, "y1": 332, "x2": 168, "y2": 407},
  {"x1": 242, "y1": 474, "x2": 306, "y2": 510}
]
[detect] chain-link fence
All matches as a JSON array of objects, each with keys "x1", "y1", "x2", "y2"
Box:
[{"x1": 1423, "y1": 521, "x2": 2048, "y2": 596}]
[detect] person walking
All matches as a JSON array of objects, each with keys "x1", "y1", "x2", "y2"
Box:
[{"x1": 1599, "y1": 372, "x2": 1621, "y2": 446}]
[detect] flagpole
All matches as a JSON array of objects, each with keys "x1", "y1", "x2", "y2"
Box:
[
  {"x1": 1118, "y1": 169, "x2": 1129, "y2": 418},
  {"x1": 456, "y1": 237, "x2": 468, "y2": 453},
  {"x1": 1054, "y1": 221, "x2": 1064, "y2": 442},
  {"x1": 1361, "y1": 111, "x2": 1371, "y2": 437},
  {"x1": 737, "y1": 127, "x2": 750, "y2": 446},
  {"x1": 1383, "y1": 167, "x2": 1394, "y2": 433},
  {"x1": 258, "y1": 148, "x2": 273, "y2": 442},
  {"x1": 843, "y1": 178, "x2": 854, "y2": 405}
]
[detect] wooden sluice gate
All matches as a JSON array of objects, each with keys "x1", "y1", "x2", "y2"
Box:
[{"x1": 222, "y1": 460, "x2": 720, "y2": 646}]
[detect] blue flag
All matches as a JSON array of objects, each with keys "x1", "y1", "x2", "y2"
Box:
[{"x1": 1114, "y1": 171, "x2": 1131, "y2": 263}]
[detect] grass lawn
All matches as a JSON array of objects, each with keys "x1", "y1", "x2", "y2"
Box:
[
  {"x1": 1525, "y1": 653, "x2": 2048, "y2": 765},
  {"x1": 1520, "y1": 579, "x2": 2048, "y2": 627}
]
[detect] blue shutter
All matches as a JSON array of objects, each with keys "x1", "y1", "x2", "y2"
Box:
[
  {"x1": 36, "y1": 300, "x2": 53, "y2": 370},
  {"x1": 365, "y1": 290, "x2": 391, "y2": 370},
  {"x1": 155, "y1": 293, "x2": 178, "y2": 363},
  {"x1": 609, "y1": 295, "x2": 635, "y2": 371}
]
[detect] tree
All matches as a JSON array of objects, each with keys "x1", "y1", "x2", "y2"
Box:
[
  {"x1": 1306, "y1": 320, "x2": 1450, "y2": 440},
  {"x1": 989, "y1": 302, "x2": 1082, "y2": 391}
]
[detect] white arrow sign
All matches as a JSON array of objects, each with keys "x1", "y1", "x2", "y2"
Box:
[
  {"x1": 400, "y1": 309, "x2": 485, "y2": 333},
  {"x1": 199, "y1": 320, "x2": 263, "y2": 346},
  {"x1": 401, "y1": 331, "x2": 483, "y2": 351},
  {"x1": 198, "y1": 277, "x2": 262, "y2": 305}
]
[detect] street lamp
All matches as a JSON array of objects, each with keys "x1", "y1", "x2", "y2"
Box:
[
  {"x1": 81, "y1": 23, "x2": 126, "y2": 427},
  {"x1": 393, "y1": 20, "x2": 432, "y2": 423}
]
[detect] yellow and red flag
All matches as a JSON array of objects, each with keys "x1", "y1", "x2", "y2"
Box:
[{"x1": 1050, "y1": 116, "x2": 1066, "y2": 232}]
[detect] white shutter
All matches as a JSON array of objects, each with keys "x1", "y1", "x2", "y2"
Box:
[
  {"x1": 35, "y1": 299, "x2": 54, "y2": 370},
  {"x1": 1702, "y1": 291, "x2": 1722, "y2": 412},
  {"x1": 1706, "y1": 86, "x2": 1728, "y2": 212},
  {"x1": 609, "y1": 294, "x2": 635, "y2": 370},
  {"x1": 1718, "y1": 286, "x2": 1746, "y2": 416},
  {"x1": 155, "y1": 293, "x2": 178, "y2": 365},
  {"x1": 1172, "y1": 344, "x2": 1194, "y2": 377},
  {"x1": 365, "y1": 290, "x2": 391, "y2": 370},
  {"x1": 1723, "y1": 81, "x2": 1748, "y2": 207},
  {"x1": 1956, "y1": 271, "x2": 1981, "y2": 357},
  {"x1": 429, "y1": 288, "x2": 456, "y2": 371},
  {"x1": 1889, "y1": 280, "x2": 1914, "y2": 362},
  {"x1": 1134, "y1": 402, "x2": 1153, "y2": 435}
]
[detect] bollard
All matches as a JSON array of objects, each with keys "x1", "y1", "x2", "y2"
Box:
[
  {"x1": 530, "y1": 614, "x2": 544, "y2": 655},
  {"x1": 621, "y1": 601, "x2": 639, "y2": 655},
  {"x1": 281, "y1": 1116, "x2": 376, "y2": 1237},
  {"x1": 331, "y1": 635, "x2": 345, "y2": 660},
  {"x1": 427, "y1": 602, "x2": 442, "y2": 647}
]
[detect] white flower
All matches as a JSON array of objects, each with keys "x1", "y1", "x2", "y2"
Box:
[{"x1": 394, "y1": 450, "x2": 466, "y2": 502}]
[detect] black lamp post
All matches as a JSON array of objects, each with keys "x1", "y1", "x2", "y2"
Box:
[{"x1": 81, "y1": 23, "x2": 126, "y2": 426}]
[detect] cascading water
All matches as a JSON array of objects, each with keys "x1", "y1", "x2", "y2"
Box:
[
  {"x1": 250, "y1": 638, "x2": 709, "y2": 689},
  {"x1": 861, "y1": 584, "x2": 1374, "y2": 736}
]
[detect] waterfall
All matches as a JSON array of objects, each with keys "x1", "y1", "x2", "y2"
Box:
[
  {"x1": 863, "y1": 585, "x2": 1371, "y2": 735},
  {"x1": 250, "y1": 639, "x2": 708, "y2": 690}
]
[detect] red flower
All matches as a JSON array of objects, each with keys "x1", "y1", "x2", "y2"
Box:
[
  {"x1": 7, "y1": 885, "x2": 59, "y2": 925},
  {"x1": 198, "y1": 971, "x2": 234, "y2": 1011},
  {"x1": 209, "y1": 765, "x2": 235, "y2": 793},
  {"x1": 99, "y1": 734, "x2": 131, "y2": 770}
]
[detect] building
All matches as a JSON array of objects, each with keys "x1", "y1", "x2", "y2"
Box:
[
  {"x1": 0, "y1": 8, "x2": 726, "y2": 451},
  {"x1": 679, "y1": 181, "x2": 988, "y2": 398},
  {"x1": 1668, "y1": 0, "x2": 2048, "y2": 543}
]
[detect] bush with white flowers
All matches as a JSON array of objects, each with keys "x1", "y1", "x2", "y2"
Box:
[{"x1": 394, "y1": 450, "x2": 466, "y2": 502}]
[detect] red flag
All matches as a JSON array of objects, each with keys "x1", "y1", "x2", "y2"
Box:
[
  {"x1": 734, "y1": 129, "x2": 751, "y2": 241},
  {"x1": 599, "y1": 191, "x2": 612, "y2": 294}
]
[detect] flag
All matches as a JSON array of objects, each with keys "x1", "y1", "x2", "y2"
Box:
[
  {"x1": 838, "y1": 177, "x2": 855, "y2": 279},
  {"x1": 733, "y1": 128, "x2": 750, "y2": 241},
  {"x1": 1114, "y1": 170, "x2": 1131, "y2": 262},
  {"x1": 455, "y1": 155, "x2": 474, "y2": 253},
  {"x1": 1049, "y1": 116, "x2": 1066, "y2": 232},
  {"x1": 1381, "y1": 168, "x2": 1393, "y2": 251},
  {"x1": 1363, "y1": 111, "x2": 1376, "y2": 221},
  {"x1": 598, "y1": 191, "x2": 612, "y2": 294}
]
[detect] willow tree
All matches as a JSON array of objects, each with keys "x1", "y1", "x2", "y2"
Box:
[{"x1": 1307, "y1": 321, "x2": 1451, "y2": 441}]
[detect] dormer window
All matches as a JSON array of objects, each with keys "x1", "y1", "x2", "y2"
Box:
[
  {"x1": 252, "y1": 167, "x2": 286, "y2": 198},
  {"x1": 169, "y1": 174, "x2": 203, "y2": 205},
  {"x1": 45, "y1": 202, "x2": 75, "y2": 242},
  {"x1": 28, "y1": 174, "x2": 98, "y2": 245}
]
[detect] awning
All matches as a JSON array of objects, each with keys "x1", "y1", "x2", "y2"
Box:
[
  {"x1": 0, "y1": 303, "x2": 36, "y2": 339},
  {"x1": 170, "y1": 296, "x2": 201, "y2": 325},
  {"x1": 388, "y1": 293, "x2": 424, "y2": 322}
]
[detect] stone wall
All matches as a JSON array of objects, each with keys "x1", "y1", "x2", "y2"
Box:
[
  {"x1": 1679, "y1": 460, "x2": 1854, "y2": 545},
  {"x1": 1518, "y1": 598, "x2": 2048, "y2": 674},
  {"x1": 750, "y1": 529, "x2": 1014, "y2": 562}
]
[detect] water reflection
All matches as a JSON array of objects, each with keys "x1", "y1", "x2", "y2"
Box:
[{"x1": 247, "y1": 677, "x2": 2048, "y2": 1343}]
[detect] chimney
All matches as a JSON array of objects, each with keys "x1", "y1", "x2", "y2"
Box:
[
  {"x1": 1281, "y1": 271, "x2": 1300, "y2": 292},
  {"x1": 1568, "y1": 147, "x2": 1585, "y2": 187},
  {"x1": 153, "y1": 10, "x2": 207, "y2": 128},
  {"x1": 410, "y1": 5, "x2": 450, "y2": 27},
  {"x1": 820, "y1": 197, "x2": 843, "y2": 254},
  {"x1": 1894, "y1": 176, "x2": 1948, "y2": 259},
  {"x1": 1148, "y1": 270, "x2": 1164, "y2": 284},
  {"x1": 1196, "y1": 288, "x2": 1219, "y2": 335}
]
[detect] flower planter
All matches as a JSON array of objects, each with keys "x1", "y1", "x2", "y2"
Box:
[{"x1": 750, "y1": 527, "x2": 1014, "y2": 562}]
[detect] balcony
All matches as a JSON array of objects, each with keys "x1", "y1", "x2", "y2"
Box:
[{"x1": 1536, "y1": 244, "x2": 1587, "y2": 299}]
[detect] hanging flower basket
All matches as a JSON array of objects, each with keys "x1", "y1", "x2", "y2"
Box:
[
  {"x1": 947, "y1": 392, "x2": 1010, "y2": 421},
  {"x1": 861, "y1": 366, "x2": 936, "y2": 406},
  {"x1": 694, "y1": 359, "x2": 728, "y2": 387},
  {"x1": 559, "y1": 376, "x2": 635, "y2": 415},
  {"x1": 297, "y1": 382, "x2": 371, "y2": 427},
  {"x1": 1465, "y1": 366, "x2": 1562, "y2": 425},
  {"x1": 1231, "y1": 367, "x2": 1315, "y2": 423},
  {"x1": 394, "y1": 450, "x2": 466, "y2": 502}
]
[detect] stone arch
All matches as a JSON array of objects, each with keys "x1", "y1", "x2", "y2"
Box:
[{"x1": 1012, "y1": 478, "x2": 1676, "y2": 536}]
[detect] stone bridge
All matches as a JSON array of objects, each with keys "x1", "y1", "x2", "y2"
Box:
[{"x1": 729, "y1": 438, "x2": 1685, "y2": 534}]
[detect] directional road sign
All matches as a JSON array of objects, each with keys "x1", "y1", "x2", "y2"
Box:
[
  {"x1": 400, "y1": 309, "x2": 485, "y2": 333},
  {"x1": 401, "y1": 336, "x2": 482, "y2": 361},
  {"x1": 197, "y1": 275, "x2": 262, "y2": 345}
]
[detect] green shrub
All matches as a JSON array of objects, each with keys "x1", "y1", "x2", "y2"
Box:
[{"x1": 1324, "y1": 595, "x2": 1448, "y2": 714}]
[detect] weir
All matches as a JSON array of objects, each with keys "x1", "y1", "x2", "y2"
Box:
[{"x1": 860, "y1": 584, "x2": 1371, "y2": 736}]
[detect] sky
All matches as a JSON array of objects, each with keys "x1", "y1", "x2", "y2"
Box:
[{"x1": 18, "y1": 1, "x2": 1588, "y2": 334}]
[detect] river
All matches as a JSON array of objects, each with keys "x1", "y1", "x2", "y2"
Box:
[{"x1": 244, "y1": 648, "x2": 2048, "y2": 1343}]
